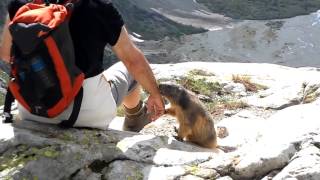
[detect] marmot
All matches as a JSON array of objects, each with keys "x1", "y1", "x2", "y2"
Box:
[{"x1": 159, "y1": 83, "x2": 217, "y2": 149}]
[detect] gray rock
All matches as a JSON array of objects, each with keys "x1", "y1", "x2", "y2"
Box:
[
  {"x1": 232, "y1": 143, "x2": 297, "y2": 179},
  {"x1": 216, "y1": 176, "x2": 233, "y2": 180},
  {"x1": 0, "y1": 120, "x2": 126, "y2": 180},
  {"x1": 116, "y1": 134, "x2": 216, "y2": 165},
  {"x1": 180, "y1": 175, "x2": 204, "y2": 180},
  {"x1": 216, "y1": 115, "x2": 265, "y2": 148},
  {"x1": 273, "y1": 145, "x2": 320, "y2": 180},
  {"x1": 103, "y1": 160, "x2": 146, "y2": 180},
  {"x1": 71, "y1": 168, "x2": 102, "y2": 180},
  {"x1": 199, "y1": 154, "x2": 239, "y2": 174},
  {"x1": 185, "y1": 166, "x2": 219, "y2": 179},
  {"x1": 245, "y1": 85, "x2": 302, "y2": 110},
  {"x1": 103, "y1": 160, "x2": 189, "y2": 180},
  {"x1": 223, "y1": 83, "x2": 247, "y2": 96}
]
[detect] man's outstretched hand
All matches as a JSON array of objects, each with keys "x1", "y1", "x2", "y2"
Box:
[{"x1": 146, "y1": 94, "x2": 165, "y2": 121}]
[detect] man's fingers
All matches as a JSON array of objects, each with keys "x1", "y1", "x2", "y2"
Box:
[
  {"x1": 146, "y1": 97, "x2": 165, "y2": 121},
  {"x1": 153, "y1": 105, "x2": 164, "y2": 120}
]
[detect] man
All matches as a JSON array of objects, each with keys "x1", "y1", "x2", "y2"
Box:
[{"x1": 0, "y1": 0, "x2": 165, "y2": 131}]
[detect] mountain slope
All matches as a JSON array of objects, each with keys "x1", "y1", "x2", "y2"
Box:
[
  {"x1": 198, "y1": 0, "x2": 320, "y2": 20},
  {"x1": 112, "y1": 0, "x2": 207, "y2": 40}
]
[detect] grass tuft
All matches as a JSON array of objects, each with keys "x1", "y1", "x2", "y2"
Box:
[
  {"x1": 232, "y1": 74, "x2": 268, "y2": 92},
  {"x1": 177, "y1": 71, "x2": 222, "y2": 96}
]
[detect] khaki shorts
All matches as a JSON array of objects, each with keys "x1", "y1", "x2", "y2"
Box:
[
  {"x1": 18, "y1": 62, "x2": 137, "y2": 130},
  {"x1": 103, "y1": 62, "x2": 138, "y2": 106}
]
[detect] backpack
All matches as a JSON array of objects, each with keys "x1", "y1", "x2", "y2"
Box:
[{"x1": 2, "y1": 0, "x2": 84, "y2": 127}]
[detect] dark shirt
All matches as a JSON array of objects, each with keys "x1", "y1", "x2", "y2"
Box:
[{"x1": 8, "y1": 0, "x2": 124, "y2": 78}]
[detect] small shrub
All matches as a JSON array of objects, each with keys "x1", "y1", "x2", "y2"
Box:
[
  {"x1": 175, "y1": 69, "x2": 221, "y2": 96},
  {"x1": 204, "y1": 96, "x2": 248, "y2": 116},
  {"x1": 301, "y1": 83, "x2": 320, "y2": 104},
  {"x1": 188, "y1": 69, "x2": 215, "y2": 77},
  {"x1": 232, "y1": 75, "x2": 268, "y2": 92}
]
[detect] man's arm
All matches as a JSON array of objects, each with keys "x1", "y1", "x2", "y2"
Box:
[
  {"x1": 0, "y1": 17, "x2": 12, "y2": 63},
  {"x1": 112, "y1": 26, "x2": 164, "y2": 120}
]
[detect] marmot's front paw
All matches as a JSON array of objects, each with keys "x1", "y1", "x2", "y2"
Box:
[
  {"x1": 174, "y1": 126, "x2": 179, "y2": 133},
  {"x1": 173, "y1": 135, "x2": 183, "y2": 141}
]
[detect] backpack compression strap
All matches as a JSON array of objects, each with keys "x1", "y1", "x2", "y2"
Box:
[
  {"x1": 58, "y1": 86, "x2": 83, "y2": 128},
  {"x1": 2, "y1": 88, "x2": 14, "y2": 123}
]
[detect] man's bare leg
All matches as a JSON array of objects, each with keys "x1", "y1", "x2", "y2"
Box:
[
  {"x1": 122, "y1": 85, "x2": 151, "y2": 132},
  {"x1": 122, "y1": 85, "x2": 141, "y2": 109}
]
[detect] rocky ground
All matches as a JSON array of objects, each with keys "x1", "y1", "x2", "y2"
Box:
[{"x1": 1, "y1": 62, "x2": 320, "y2": 180}]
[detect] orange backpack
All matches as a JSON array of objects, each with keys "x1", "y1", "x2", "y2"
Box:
[{"x1": 3, "y1": 0, "x2": 84, "y2": 127}]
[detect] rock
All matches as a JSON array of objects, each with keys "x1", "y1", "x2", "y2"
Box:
[
  {"x1": 216, "y1": 115, "x2": 266, "y2": 148},
  {"x1": 217, "y1": 126, "x2": 229, "y2": 139},
  {"x1": 260, "y1": 103, "x2": 320, "y2": 145},
  {"x1": 232, "y1": 143, "x2": 297, "y2": 179},
  {"x1": 145, "y1": 166, "x2": 186, "y2": 180},
  {"x1": 185, "y1": 166, "x2": 219, "y2": 179},
  {"x1": 223, "y1": 110, "x2": 237, "y2": 117},
  {"x1": 180, "y1": 175, "x2": 204, "y2": 180},
  {"x1": 245, "y1": 85, "x2": 303, "y2": 110},
  {"x1": 103, "y1": 160, "x2": 190, "y2": 180},
  {"x1": 103, "y1": 160, "x2": 146, "y2": 180},
  {"x1": 117, "y1": 134, "x2": 216, "y2": 165},
  {"x1": 223, "y1": 83, "x2": 247, "y2": 96},
  {"x1": 217, "y1": 176, "x2": 233, "y2": 180},
  {"x1": 0, "y1": 120, "x2": 127, "y2": 180},
  {"x1": 141, "y1": 116, "x2": 178, "y2": 138},
  {"x1": 261, "y1": 170, "x2": 281, "y2": 180},
  {"x1": 273, "y1": 145, "x2": 320, "y2": 180},
  {"x1": 0, "y1": 118, "x2": 222, "y2": 180},
  {"x1": 71, "y1": 168, "x2": 102, "y2": 180}
]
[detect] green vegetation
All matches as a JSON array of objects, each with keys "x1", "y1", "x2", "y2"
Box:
[
  {"x1": 188, "y1": 69, "x2": 215, "y2": 77},
  {"x1": 232, "y1": 74, "x2": 268, "y2": 92},
  {"x1": 0, "y1": 145, "x2": 60, "y2": 172},
  {"x1": 59, "y1": 132, "x2": 74, "y2": 142},
  {"x1": 205, "y1": 97, "x2": 248, "y2": 115},
  {"x1": 175, "y1": 70, "x2": 249, "y2": 117},
  {"x1": 197, "y1": 0, "x2": 320, "y2": 20},
  {"x1": 185, "y1": 165, "x2": 201, "y2": 175},
  {"x1": 301, "y1": 83, "x2": 320, "y2": 104},
  {"x1": 177, "y1": 71, "x2": 222, "y2": 96},
  {"x1": 117, "y1": 106, "x2": 126, "y2": 117}
]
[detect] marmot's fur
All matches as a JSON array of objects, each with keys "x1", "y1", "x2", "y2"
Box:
[{"x1": 159, "y1": 83, "x2": 217, "y2": 149}]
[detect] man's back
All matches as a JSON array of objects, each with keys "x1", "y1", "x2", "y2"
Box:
[{"x1": 8, "y1": 0, "x2": 124, "y2": 77}]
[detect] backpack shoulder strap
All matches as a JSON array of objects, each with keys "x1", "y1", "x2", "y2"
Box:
[{"x1": 2, "y1": 88, "x2": 14, "y2": 123}]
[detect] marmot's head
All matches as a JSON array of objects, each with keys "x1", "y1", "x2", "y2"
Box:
[{"x1": 159, "y1": 83, "x2": 190, "y2": 108}]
